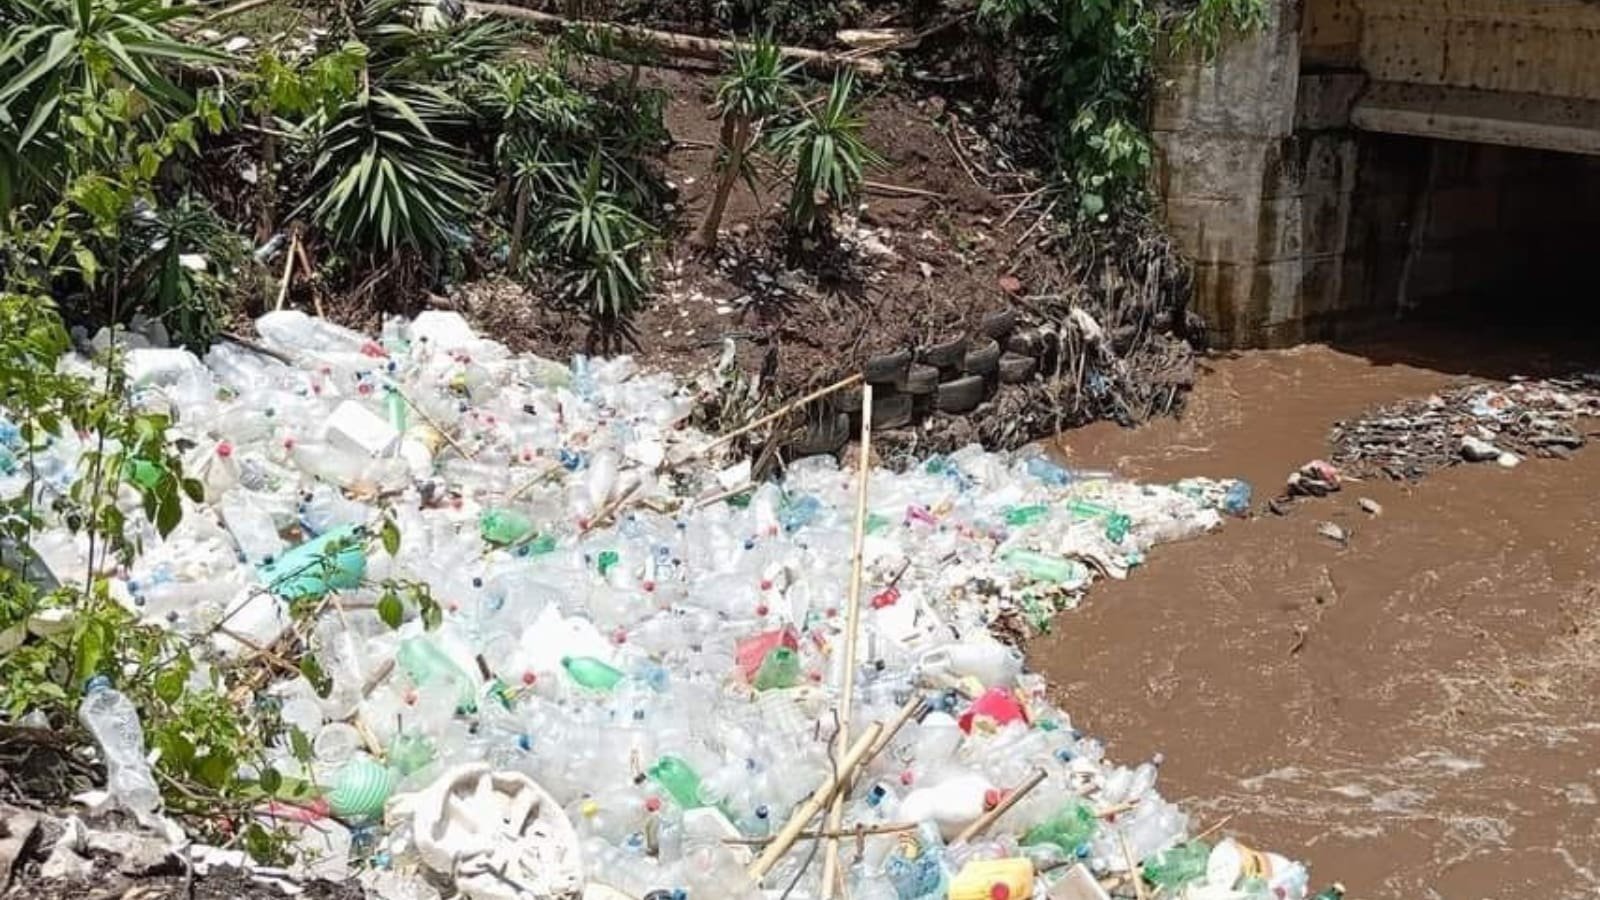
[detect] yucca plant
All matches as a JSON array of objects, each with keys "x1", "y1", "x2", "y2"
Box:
[
  {"x1": 0, "y1": 0, "x2": 227, "y2": 214},
  {"x1": 300, "y1": 84, "x2": 481, "y2": 255},
  {"x1": 285, "y1": 0, "x2": 511, "y2": 258},
  {"x1": 547, "y1": 157, "x2": 652, "y2": 319},
  {"x1": 769, "y1": 71, "x2": 882, "y2": 235},
  {"x1": 697, "y1": 34, "x2": 797, "y2": 249}
]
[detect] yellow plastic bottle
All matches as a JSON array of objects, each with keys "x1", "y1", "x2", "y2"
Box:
[{"x1": 948, "y1": 857, "x2": 1035, "y2": 900}]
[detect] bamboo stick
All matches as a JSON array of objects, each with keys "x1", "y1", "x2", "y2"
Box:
[
  {"x1": 748, "y1": 721, "x2": 885, "y2": 882},
  {"x1": 724, "y1": 820, "x2": 917, "y2": 846},
  {"x1": 953, "y1": 768, "x2": 1048, "y2": 845},
  {"x1": 821, "y1": 383, "x2": 875, "y2": 897},
  {"x1": 465, "y1": 3, "x2": 886, "y2": 76},
  {"x1": 684, "y1": 372, "x2": 864, "y2": 466}
]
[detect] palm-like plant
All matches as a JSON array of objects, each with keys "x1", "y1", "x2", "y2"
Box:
[
  {"x1": 287, "y1": 0, "x2": 512, "y2": 257},
  {"x1": 769, "y1": 71, "x2": 882, "y2": 235},
  {"x1": 0, "y1": 0, "x2": 226, "y2": 214},
  {"x1": 697, "y1": 34, "x2": 796, "y2": 249},
  {"x1": 547, "y1": 157, "x2": 651, "y2": 319},
  {"x1": 301, "y1": 84, "x2": 481, "y2": 255}
]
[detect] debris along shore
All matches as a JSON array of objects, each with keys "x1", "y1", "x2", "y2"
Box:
[
  {"x1": 1, "y1": 311, "x2": 1331, "y2": 900},
  {"x1": 1328, "y1": 376, "x2": 1600, "y2": 481}
]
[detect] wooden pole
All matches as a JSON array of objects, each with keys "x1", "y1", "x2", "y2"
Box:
[
  {"x1": 952, "y1": 768, "x2": 1048, "y2": 845},
  {"x1": 464, "y1": 3, "x2": 886, "y2": 77},
  {"x1": 821, "y1": 383, "x2": 875, "y2": 897},
  {"x1": 748, "y1": 721, "x2": 884, "y2": 883},
  {"x1": 684, "y1": 372, "x2": 863, "y2": 465}
]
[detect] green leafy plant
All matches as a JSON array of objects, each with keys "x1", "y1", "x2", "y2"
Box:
[
  {"x1": 1169, "y1": 0, "x2": 1270, "y2": 60},
  {"x1": 975, "y1": 0, "x2": 1265, "y2": 220},
  {"x1": 769, "y1": 71, "x2": 882, "y2": 235},
  {"x1": 300, "y1": 83, "x2": 481, "y2": 256},
  {"x1": 0, "y1": 0, "x2": 227, "y2": 215},
  {"x1": 547, "y1": 157, "x2": 652, "y2": 318},
  {"x1": 696, "y1": 33, "x2": 796, "y2": 249},
  {"x1": 276, "y1": 0, "x2": 512, "y2": 259}
]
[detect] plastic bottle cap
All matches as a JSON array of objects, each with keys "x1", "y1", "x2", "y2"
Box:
[
  {"x1": 216, "y1": 441, "x2": 233, "y2": 458},
  {"x1": 759, "y1": 579, "x2": 772, "y2": 590},
  {"x1": 645, "y1": 796, "x2": 661, "y2": 812},
  {"x1": 983, "y1": 788, "x2": 1002, "y2": 810},
  {"x1": 755, "y1": 604, "x2": 769, "y2": 616},
  {"x1": 522, "y1": 671, "x2": 537, "y2": 686},
  {"x1": 580, "y1": 800, "x2": 599, "y2": 818},
  {"x1": 990, "y1": 884, "x2": 1010, "y2": 899}
]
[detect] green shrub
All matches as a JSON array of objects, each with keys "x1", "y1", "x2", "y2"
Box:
[{"x1": 769, "y1": 71, "x2": 882, "y2": 235}]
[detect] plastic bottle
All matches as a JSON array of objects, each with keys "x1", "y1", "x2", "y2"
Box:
[
  {"x1": 1002, "y1": 504, "x2": 1050, "y2": 526},
  {"x1": 1021, "y1": 799, "x2": 1098, "y2": 856},
  {"x1": 752, "y1": 646, "x2": 800, "y2": 691},
  {"x1": 1310, "y1": 884, "x2": 1347, "y2": 900},
  {"x1": 396, "y1": 637, "x2": 479, "y2": 713},
  {"x1": 1143, "y1": 841, "x2": 1210, "y2": 890},
  {"x1": 999, "y1": 548, "x2": 1090, "y2": 586},
  {"x1": 884, "y1": 821, "x2": 948, "y2": 900},
  {"x1": 562, "y1": 655, "x2": 624, "y2": 691},
  {"x1": 79, "y1": 676, "x2": 161, "y2": 818},
  {"x1": 778, "y1": 495, "x2": 822, "y2": 533},
  {"x1": 221, "y1": 493, "x2": 286, "y2": 564},
  {"x1": 1064, "y1": 499, "x2": 1132, "y2": 544},
  {"x1": 648, "y1": 755, "x2": 707, "y2": 810},
  {"x1": 1023, "y1": 456, "x2": 1073, "y2": 487},
  {"x1": 480, "y1": 507, "x2": 536, "y2": 546},
  {"x1": 1222, "y1": 480, "x2": 1252, "y2": 517}
]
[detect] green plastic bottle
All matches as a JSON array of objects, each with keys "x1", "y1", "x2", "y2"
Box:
[
  {"x1": 384, "y1": 386, "x2": 409, "y2": 432},
  {"x1": 387, "y1": 732, "x2": 435, "y2": 776},
  {"x1": 1021, "y1": 799, "x2": 1098, "y2": 854},
  {"x1": 259, "y1": 524, "x2": 368, "y2": 601},
  {"x1": 1065, "y1": 499, "x2": 1132, "y2": 544},
  {"x1": 1003, "y1": 504, "x2": 1050, "y2": 526},
  {"x1": 596, "y1": 550, "x2": 620, "y2": 576},
  {"x1": 1310, "y1": 884, "x2": 1346, "y2": 900},
  {"x1": 1000, "y1": 548, "x2": 1089, "y2": 585},
  {"x1": 753, "y1": 646, "x2": 800, "y2": 690},
  {"x1": 561, "y1": 655, "x2": 624, "y2": 691},
  {"x1": 397, "y1": 637, "x2": 479, "y2": 713},
  {"x1": 648, "y1": 755, "x2": 706, "y2": 809},
  {"x1": 520, "y1": 533, "x2": 558, "y2": 556},
  {"x1": 479, "y1": 508, "x2": 536, "y2": 546},
  {"x1": 1143, "y1": 841, "x2": 1211, "y2": 889}
]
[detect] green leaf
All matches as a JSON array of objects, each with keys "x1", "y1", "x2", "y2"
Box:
[
  {"x1": 155, "y1": 487, "x2": 181, "y2": 538},
  {"x1": 181, "y1": 478, "x2": 204, "y2": 503},
  {"x1": 299, "y1": 653, "x2": 332, "y2": 697},
  {"x1": 288, "y1": 726, "x2": 313, "y2": 763},
  {"x1": 419, "y1": 594, "x2": 442, "y2": 631},
  {"x1": 153, "y1": 666, "x2": 185, "y2": 703},
  {"x1": 259, "y1": 766, "x2": 283, "y2": 795},
  {"x1": 72, "y1": 619, "x2": 110, "y2": 688},
  {"x1": 380, "y1": 518, "x2": 401, "y2": 556},
  {"x1": 377, "y1": 589, "x2": 403, "y2": 629}
]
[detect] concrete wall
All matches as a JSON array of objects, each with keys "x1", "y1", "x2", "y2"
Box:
[{"x1": 1158, "y1": 0, "x2": 1600, "y2": 346}]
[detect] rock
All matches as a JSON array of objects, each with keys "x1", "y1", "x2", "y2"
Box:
[
  {"x1": 40, "y1": 843, "x2": 93, "y2": 881},
  {"x1": 85, "y1": 827, "x2": 177, "y2": 874},
  {"x1": 0, "y1": 805, "x2": 40, "y2": 889},
  {"x1": 1358, "y1": 497, "x2": 1383, "y2": 516},
  {"x1": 1316, "y1": 521, "x2": 1349, "y2": 544},
  {"x1": 1496, "y1": 452, "x2": 1521, "y2": 468},
  {"x1": 1460, "y1": 436, "x2": 1501, "y2": 462}
]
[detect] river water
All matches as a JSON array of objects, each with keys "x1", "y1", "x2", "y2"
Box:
[{"x1": 1029, "y1": 327, "x2": 1600, "y2": 899}]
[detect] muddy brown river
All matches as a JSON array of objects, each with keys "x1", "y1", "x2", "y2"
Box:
[{"x1": 1030, "y1": 328, "x2": 1600, "y2": 899}]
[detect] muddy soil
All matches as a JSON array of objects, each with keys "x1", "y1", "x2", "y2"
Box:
[{"x1": 1031, "y1": 326, "x2": 1600, "y2": 899}]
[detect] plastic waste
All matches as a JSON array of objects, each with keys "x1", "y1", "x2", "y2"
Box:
[
  {"x1": 4, "y1": 310, "x2": 1325, "y2": 899},
  {"x1": 79, "y1": 675, "x2": 161, "y2": 818}
]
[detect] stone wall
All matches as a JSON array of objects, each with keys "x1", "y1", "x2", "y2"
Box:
[{"x1": 1160, "y1": 0, "x2": 1600, "y2": 346}]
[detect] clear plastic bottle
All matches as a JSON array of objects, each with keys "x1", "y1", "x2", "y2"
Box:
[{"x1": 78, "y1": 675, "x2": 161, "y2": 818}]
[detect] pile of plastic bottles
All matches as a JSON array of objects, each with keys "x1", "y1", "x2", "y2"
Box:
[{"x1": 2, "y1": 311, "x2": 1339, "y2": 900}]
